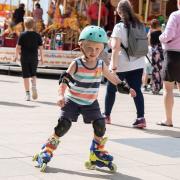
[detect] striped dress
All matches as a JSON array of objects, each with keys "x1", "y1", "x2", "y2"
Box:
[{"x1": 67, "y1": 58, "x2": 103, "y2": 105}]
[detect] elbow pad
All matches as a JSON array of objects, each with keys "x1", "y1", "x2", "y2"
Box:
[
  {"x1": 117, "y1": 81, "x2": 130, "y2": 94},
  {"x1": 59, "y1": 71, "x2": 75, "y2": 88}
]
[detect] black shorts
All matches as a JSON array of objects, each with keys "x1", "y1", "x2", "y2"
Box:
[
  {"x1": 162, "y1": 51, "x2": 180, "y2": 82},
  {"x1": 20, "y1": 61, "x2": 38, "y2": 78},
  {"x1": 59, "y1": 98, "x2": 104, "y2": 123}
]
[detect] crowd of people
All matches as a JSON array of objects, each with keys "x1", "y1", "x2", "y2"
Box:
[{"x1": 2, "y1": 0, "x2": 180, "y2": 173}]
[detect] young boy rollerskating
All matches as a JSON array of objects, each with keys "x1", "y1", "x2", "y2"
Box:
[
  {"x1": 32, "y1": 25, "x2": 136, "y2": 172},
  {"x1": 15, "y1": 17, "x2": 44, "y2": 101}
]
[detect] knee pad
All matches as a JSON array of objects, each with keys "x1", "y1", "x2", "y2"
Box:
[
  {"x1": 54, "y1": 118, "x2": 72, "y2": 137},
  {"x1": 93, "y1": 119, "x2": 106, "y2": 137}
]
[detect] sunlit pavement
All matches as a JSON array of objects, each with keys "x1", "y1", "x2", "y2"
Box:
[{"x1": 0, "y1": 74, "x2": 180, "y2": 180}]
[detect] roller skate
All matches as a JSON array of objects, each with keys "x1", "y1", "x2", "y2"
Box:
[
  {"x1": 85, "y1": 137, "x2": 117, "y2": 173},
  {"x1": 32, "y1": 136, "x2": 60, "y2": 172}
]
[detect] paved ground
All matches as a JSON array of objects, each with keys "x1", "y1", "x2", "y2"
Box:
[{"x1": 0, "y1": 74, "x2": 180, "y2": 180}]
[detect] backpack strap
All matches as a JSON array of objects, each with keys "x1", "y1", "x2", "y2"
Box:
[
  {"x1": 121, "y1": 43, "x2": 130, "y2": 60},
  {"x1": 145, "y1": 55, "x2": 152, "y2": 65},
  {"x1": 120, "y1": 24, "x2": 130, "y2": 60}
]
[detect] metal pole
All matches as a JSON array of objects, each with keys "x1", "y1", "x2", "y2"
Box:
[
  {"x1": 79, "y1": 0, "x2": 83, "y2": 14},
  {"x1": 10, "y1": 0, "x2": 12, "y2": 12},
  {"x1": 63, "y1": 0, "x2": 66, "y2": 15},
  {"x1": 26, "y1": 0, "x2": 29, "y2": 16},
  {"x1": 138, "y1": 0, "x2": 143, "y2": 16},
  {"x1": 145, "y1": 0, "x2": 149, "y2": 23},
  {"x1": 98, "y1": 0, "x2": 102, "y2": 26}
]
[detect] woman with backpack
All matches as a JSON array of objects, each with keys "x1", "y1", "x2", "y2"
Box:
[{"x1": 104, "y1": 0, "x2": 146, "y2": 128}]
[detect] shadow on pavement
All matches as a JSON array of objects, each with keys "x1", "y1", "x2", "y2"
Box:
[
  {"x1": 36, "y1": 101, "x2": 57, "y2": 106},
  {"x1": 45, "y1": 166, "x2": 142, "y2": 180},
  {"x1": 110, "y1": 123, "x2": 135, "y2": 130},
  {"x1": 144, "y1": 129, "x2": 180, "y2": 138},
  {"x1": 0, "y1": 80, "x2": 19, "y2": 83},
  {"x1": 143, "y1": 91, "x2": 180, "y2": 97},
  {"x1": 112, "y1": 137, "x2": 180, "y2": 158},
  {"x1": 110, "y1": 123, "x2": 180, "y2": 138},
  {"x1": 0, "y1": 101, "x2": 38, "y2": 108}
]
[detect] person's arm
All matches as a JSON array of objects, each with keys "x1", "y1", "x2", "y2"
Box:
[
  {"x1": 38, "y1": 34, "x2": 44, "y2": 63},
  {"x1": 147, "y1": 29, "x2": 151, "y2": 45},
  {"x1": 103, "y1": 62, "x2": 120, "y2": 85},
  {"x1": 159, "y1": 13, "x2": 176, "y2": 43},
  {"x1": 110, "y1": 37, "x2": 121, "y2": 72},
  {"x1": 14, "y1": 45, "x2": 21, "y2": 61},
  {"x1": 57, "y1": 61, "x2": 76, "y2": 107},
  {"x1": 39, "y1": 46, "x2": 44, "y2": 64},
  {"x1": 15, "y1": 33, "x2": 23, "y2": 61}
]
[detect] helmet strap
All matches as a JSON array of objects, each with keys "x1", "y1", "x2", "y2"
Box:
[{"x1": 80, "y1": 45, "x2": 89, "y2": 60}]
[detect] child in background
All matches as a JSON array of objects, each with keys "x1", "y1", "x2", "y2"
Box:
[
  {"x1": 32, "y1": 25, "x2": 136, "y2": 172},
  {"x1": 15, "y1": 17, "x2": 44, "y2": 101}
]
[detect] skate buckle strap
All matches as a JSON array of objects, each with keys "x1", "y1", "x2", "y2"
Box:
[
  {"x1": 46, "y1": 143, "x2": 58, "y2": 150},
  {"x1": 97, "y1": 144, "x2": 104, "y2": 150},
  {"x1": 97, "y1": 137, "x2": 109, "y2": 153},
  {"x1": 42, "y1": 148, "x2": 53, "y2": 156},
  {"x1": 100, "y1": 137, "x2": 108, "y2": 145},
  {"x1": 48, "y1": 136, "x2": 60, "y2": 147}
]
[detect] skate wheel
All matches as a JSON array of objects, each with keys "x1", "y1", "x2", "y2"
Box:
[
  {"x1": 109, "y1": 163, "x2": 117, "y2": 173},
  {"x1": 40, "y1": 163, "x2": 47, "y2": 172},
  {"x1": 85, "y1": 161, "x2": 96, "y2": 170},
  {"x1": 32, "y1": 154, "x2": 38, "y2": 161}
]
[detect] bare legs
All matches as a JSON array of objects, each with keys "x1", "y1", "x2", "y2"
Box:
[
  {"x1": 23, "y1": 76, "x2": 37, "y2": 100},
  {"x1": 163, "y1": 81, "x2": 180, "y2": 125},
  {"x1": 23, "y1": 76, "x2": 36, "y2": 91}
]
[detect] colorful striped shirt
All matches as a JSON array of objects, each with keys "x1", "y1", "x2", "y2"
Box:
[{"x1": 67, "y1": 58, "x2": 103, "y2": 105}]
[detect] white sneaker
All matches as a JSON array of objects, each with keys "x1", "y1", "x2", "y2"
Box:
[
  {"x1": 26, "y1": 94, "x2": 30, "y2": 101},
  {"x1": 32, "y1": 86, "x2": 38, "y2": 100}
]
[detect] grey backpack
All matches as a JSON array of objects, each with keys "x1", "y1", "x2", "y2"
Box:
[{"x1": 121, "y1": 23, "x2": 148, "y2": 59}]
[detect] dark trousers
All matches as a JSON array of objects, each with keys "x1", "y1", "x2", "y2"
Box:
[{"x1": 104, "y1": 68, "x2": 144, "y2": 118}]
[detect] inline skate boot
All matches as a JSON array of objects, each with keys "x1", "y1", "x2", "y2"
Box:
[
  {"x1": 85, "y1": 137, "x2": 117, "y2": 172},
  {"x1": 32, "y1": 136, "x2": 60, "y2": 172}
]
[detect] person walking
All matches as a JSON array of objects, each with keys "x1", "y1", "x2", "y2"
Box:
[
  {"x1": 33, "y1": 3, "x2": 43, "y2": 22},
  {"x1": 87, "y1": 0, "x2": 108, "y2": 27},
  {"x1": 32, "y1": 25, "x2": 136, "y2": 172},
  {"x1": 157, "y1": 0, "x2": 180, "y2": 127},
  {"x1": 12, "y1": 3, "x2": 25, "y2": 25},
  {"x1": 15, "y1": 17, "x2": 44, "y2": 101},
  {"x1": 104, "y1": 0, "x2": 146, "y2": 128},
  {"x1": 148, "y1": 19, "x2": 163, "y2": 94}
]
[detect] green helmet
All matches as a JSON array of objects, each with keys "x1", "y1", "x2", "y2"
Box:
[{"x1": 79, "y1": 25, "x2": 108, "y2": 44}]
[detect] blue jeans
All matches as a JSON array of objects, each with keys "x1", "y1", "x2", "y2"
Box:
[{"x1": 104, "y1": 68, "x2": 144, "y2": 118}]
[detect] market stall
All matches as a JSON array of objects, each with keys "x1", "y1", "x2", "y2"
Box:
[
  {"x1": 137, "y1": 0, "x2": 170, "y2": 24},
  {"x1": 42, "y1": 0, "x2": 90, "y2": 51},
  {"x1": 0, "y1": 0, "x2": 119, "y2": 70}
]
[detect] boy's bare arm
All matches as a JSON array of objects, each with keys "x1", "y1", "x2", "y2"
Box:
[
  {"x1": 103, "y1": 63, "x2": 120, "y2": 85},
  {"x1": 14, "y1": 45, "x2": 21, "y2": 61},
  {"x1": 103, "y1": 64, "x2": 136, "y2": 97},
  {"x1": 39, "y1": 46, "x2": 44, "y2": 63}
]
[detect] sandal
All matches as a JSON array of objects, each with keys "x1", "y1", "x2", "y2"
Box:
[{"x1": 156, "y1": 121, "x2": 173, "y2": 127}]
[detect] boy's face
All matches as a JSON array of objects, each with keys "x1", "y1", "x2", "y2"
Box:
[{"x1": 82, "y1": 41, "x2": 104, "y2": 61}]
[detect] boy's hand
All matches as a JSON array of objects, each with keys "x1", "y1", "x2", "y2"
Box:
[
  {"x1": 129, "y1": 88, "x2": 136, "y2": 97},
  {"x1": 57, "y1": 95, "x2": 65, "y2": 108}
]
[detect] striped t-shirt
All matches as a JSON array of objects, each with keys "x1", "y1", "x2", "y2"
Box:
[{"x1": 67, "y1": 58, "x2": 103, "y2": 105}]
